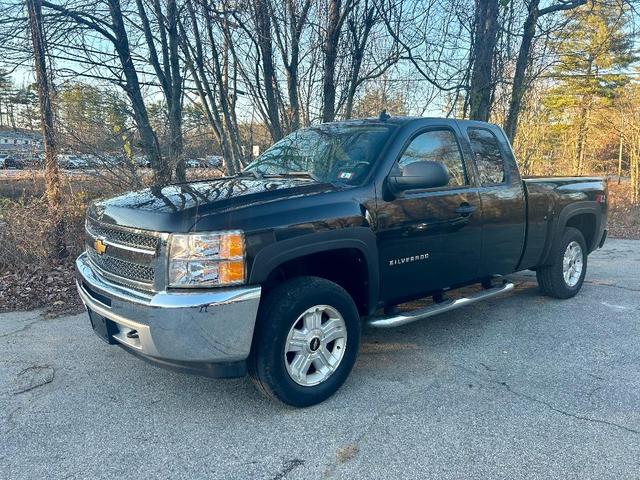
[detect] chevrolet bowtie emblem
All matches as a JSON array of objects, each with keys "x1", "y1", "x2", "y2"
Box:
[{"x1": 94, "y1": 238, "x2": 107, "y2": 255}]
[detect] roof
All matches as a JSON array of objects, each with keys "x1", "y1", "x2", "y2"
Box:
[
  {"x1": 318, "y1": 116, "x2": 499, "y2": 129},
  {"x1": 0, "y1": 128, "x2": 42, "y2": 140}
]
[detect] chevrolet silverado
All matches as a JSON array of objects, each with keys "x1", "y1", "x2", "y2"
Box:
[{"x1": 76, "y1": 117, "x2": 608, "y2": 406}]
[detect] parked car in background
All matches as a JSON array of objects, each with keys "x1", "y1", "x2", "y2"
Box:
[
  {"x1": 134, "y1": 155, "x2": 151, "y2": 168},
  {"x1": 105, "y1": 155, "x2": 127, "y2": 167},
  {"x1": 58, "y1": 154, "x2": 90, "y2": 169},
  {"x1": 185, "y1": 158, "x2": 203, "y2": 169},
  {"x1": 21, "y1": 154, "x2": 44, "y2": 169},
  {"x1": 204, "y1": 155, "x2": 223, "y2": 168},
  {"x1": 0, "y1": 155, "x2": 23, "y2": 169}
]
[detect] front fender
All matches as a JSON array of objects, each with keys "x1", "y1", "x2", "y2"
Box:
[{"x1": 248, "y1": 227, "x2": 379, "y2": 314}]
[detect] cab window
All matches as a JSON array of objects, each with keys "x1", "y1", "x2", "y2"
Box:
[
  {"x1": 468, "y1": 128, "x2": 506, "y2": 185},
  {"x1": 397, "y1": 129, "x2": 467, "y2": 187}
]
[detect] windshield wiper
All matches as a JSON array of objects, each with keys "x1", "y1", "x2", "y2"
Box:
[
  {"x1": 273, "y1": 171, "x2": 321, "y2": 182},
  {"x1": 236, "y1": 169, "x2": 263, "y2": 179}
]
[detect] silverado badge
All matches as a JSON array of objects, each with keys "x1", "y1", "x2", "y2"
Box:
[{"x1": 94, "y1": 238, "x2": 107, "y2": 255}]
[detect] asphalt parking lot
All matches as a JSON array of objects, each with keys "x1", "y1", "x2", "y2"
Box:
[{"x1": 1, "y1": 239, "x2": 639, "y2": 479}]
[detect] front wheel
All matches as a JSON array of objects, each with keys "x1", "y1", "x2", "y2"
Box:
[
  {"x1": 536, "y1": 227, "x2": 588, "y2": 299},
  {"x1": 248, "y1": 276, "x2": 361, "y2": 407}
]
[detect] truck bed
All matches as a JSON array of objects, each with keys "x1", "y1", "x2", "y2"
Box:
[{"x1": 518, "y1": 176, "x2": 607, "y2": 271}]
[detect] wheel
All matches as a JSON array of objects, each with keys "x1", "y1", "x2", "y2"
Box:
[
  {"x1": 248, "y1": 276, "x2": 361, "y2": 407},
  {"x1": 536, "y1": 227, "x2": 587, "y2": 299}
]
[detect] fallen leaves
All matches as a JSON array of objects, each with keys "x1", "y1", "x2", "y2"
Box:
[
  {"x1": 608, "y1": 182, "x2": 640, "y2": 240},
  {"x1": 0, "y1": 262, "x2": 83, "y2": 317}
]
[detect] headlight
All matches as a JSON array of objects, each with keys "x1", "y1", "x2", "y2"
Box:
[{"x1": 168, "y1": 231, "x2": 245, "y2": 287}]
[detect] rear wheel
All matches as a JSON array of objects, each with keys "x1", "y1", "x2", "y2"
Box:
[
  {"x1": 248, "y1": 276, "x2": 360, "y2": 407},
  {"x1": 536, "y1": 227, "x2": 587, "y2": 299}
]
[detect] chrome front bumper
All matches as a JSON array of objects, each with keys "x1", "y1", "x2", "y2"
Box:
[{"x1": 75, "y1": 252, "x2": 261, "y2": 377}]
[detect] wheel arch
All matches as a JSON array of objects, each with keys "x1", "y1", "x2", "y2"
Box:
[
  {"x1": 248, "y1": 227, "x2": 379, "y2": 316},
  {"x1": 558, "y1": 202, "x2": 599, "y2": 250},
  {"x1": 540, "y1": 201, "x2": 599, "y2": 266}
]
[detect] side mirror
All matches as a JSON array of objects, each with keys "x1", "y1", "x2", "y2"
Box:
[{"x1": 388, "y1": 160, "x2": 450, "y2": 193}]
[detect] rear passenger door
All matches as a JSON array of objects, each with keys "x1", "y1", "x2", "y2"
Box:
[{"x1": 465, "y1": 126, "x2": 526, "y2": 276}]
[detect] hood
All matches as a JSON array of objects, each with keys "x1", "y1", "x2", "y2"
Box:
[{"x1": 88, "y1": 176, "x2": 339, "y2": 232}]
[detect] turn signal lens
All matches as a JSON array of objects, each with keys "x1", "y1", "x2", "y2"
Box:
[
  {"x1": 219, "y1": 260, "x2": 245, "y2": 284},
  {"x1": 220, "y1": 232, "x2": 244, "y2": 258}
]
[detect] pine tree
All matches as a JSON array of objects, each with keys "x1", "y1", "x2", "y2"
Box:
[{"x1": 545, "y1": 2, "x2": 635, "y2": 175}]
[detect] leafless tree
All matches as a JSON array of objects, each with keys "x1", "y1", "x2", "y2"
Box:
[
  {"x1": 26, "y1": 0, "x2": 67, "y2": 260},
  {"x1": 504, "y1": 0, "x2": 588, "y2": 142},
  {"x1": 467, "y1": 0, "x2": 499, "y2": 121},
  {"x1": 321, "y1": 0, "x2": 354, "y2": 122},
  {"x1": 179, "y1": 0, "x2": 245, "y2": 174},
  {"x1": 134, "y1": 0, "x2": 185, "y2": 180},
  {"x1": 38, "y1": 0, "x2": 169, "y2": 185}
]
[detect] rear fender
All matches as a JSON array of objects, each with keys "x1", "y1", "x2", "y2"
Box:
[{"x1": 540, "y1": 201, "x2": 600, "y2": 265}]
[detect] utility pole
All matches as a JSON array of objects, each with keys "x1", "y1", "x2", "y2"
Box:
[{"x1": 26, "y1": 0, "x2": 67, "y2": 261}]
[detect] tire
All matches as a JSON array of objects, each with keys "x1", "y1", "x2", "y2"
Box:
[
  {"x1": 248, "y1": 276, "x2": 361, "y2": 407},
  {"x1": 536, "y1": 227, "x2": 588, "y2": 299}
]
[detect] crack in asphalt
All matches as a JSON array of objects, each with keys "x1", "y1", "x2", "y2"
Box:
[
  {"x1": 584, "y1": 280, "x2": 640, "y2": 293},
  {"x1": 2, "y1": 406, "x2": 23, "y2": 434},
  {"x1": 13, "y1": 365, "x2": 56, "y2": 395},
  {"x1": 499, "y1": 381, "x2": 640, "y2": 436},
  {"x1": 270, "y1": 458, "x2": 304, "y2": 480},
  {"x1": 0, "y1": 318, "x2": 41, "y2": 338},
  {"x1": 455, "y1": 364, "x2": 640, "y2": 436},
  {"x1": 323, "y1": 380, "x2": 420, "y2": 479}
]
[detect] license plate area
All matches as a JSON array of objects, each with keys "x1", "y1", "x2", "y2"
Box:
[{"x1": 87, "y1": 309, "x2": 118, "y2": 344}]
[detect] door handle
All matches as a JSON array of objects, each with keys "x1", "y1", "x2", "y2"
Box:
[{"x1": 455, "y1": 203, "x2": 477, "y2": 217}]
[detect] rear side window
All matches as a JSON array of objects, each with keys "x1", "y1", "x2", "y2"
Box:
[
  {"x1": 398, "y1": 129, "x2": 467, "y2": 187},
  {"x1": 468, "y1": 128, "x2": 506, "y2": 185}
]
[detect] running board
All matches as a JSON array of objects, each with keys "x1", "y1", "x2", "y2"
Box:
[{"x1": 367, "y1": 282, "x2": 515, "y2": 329}]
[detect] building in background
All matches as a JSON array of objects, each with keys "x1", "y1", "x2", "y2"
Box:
[{"x1": 0, "y1": 128, "x2": 43, "y2": 158}]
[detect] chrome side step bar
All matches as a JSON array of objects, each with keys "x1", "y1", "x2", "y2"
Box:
[{"x1": 367, "y1": 282, "x2": 515, "y2": 329}]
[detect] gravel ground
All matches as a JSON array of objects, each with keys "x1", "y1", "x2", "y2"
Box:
[{"x1": 1, "y1": 239, "x2": 639, "y2": 479}]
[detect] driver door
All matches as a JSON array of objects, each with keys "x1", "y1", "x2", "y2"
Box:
[{"x1": 376, "y1": 127, "x2": 482, "y2": 304}]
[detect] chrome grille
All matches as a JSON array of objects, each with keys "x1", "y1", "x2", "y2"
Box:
[
  {"x1": 85, "y1": 217, "x2": 162, "y2": 289},
  {"x1": 87, "y1": 217, "x2": 158, "y2": 251},
  {"x1": 87, "y1": 248, "x2": 155, "y2": 283}
]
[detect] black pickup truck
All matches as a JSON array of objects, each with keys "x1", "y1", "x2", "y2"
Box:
[{"x1": 76, "y1": 117, "x2": 608, "y2": 406}]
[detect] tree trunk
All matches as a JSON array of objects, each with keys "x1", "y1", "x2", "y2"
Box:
[
  {"x1": 575, "y1": 102, "x2": 591, "y2": 176},
  {"x1": 504, "y1": 0, "x2": 587, "y2": 143},
  {"x1": 344, "y1": 5, "x2": 376, "y2": 120},
  {"x1": 203, "y1": 3, "x2": 244, "y2": 170},
  {"x1": 286, "y1": 43, "x2": 301, "y2": 131},
  {"x1": 26, "y1": 0, "x2": 67, "y2": 261},
  {"x1": 255, "y1": 0, "x2": 283, "y2": 140},
  {"x1": 468, "y1": 0, "x2": 499, "y2": 122},
  {"x1": 107, "y1": 0, "x2": 169, "y2": 185},
  {"x1": 322, "y1": 0, "x2": 342, "y2": 122},
  {"x1": 617, "y1": 121, "x2": 623, "y2": 184},
  {"x1": 504, "y1": 0, "x2": 539, "y2": 143},
  {"x1": 634, "y1": 137, "x2": 639, "y2": 205},
  {"x1": 179, "y1": 0, "x2": 244, "y2": 175},
  {"x1": 166, "y1": 0, "x2": 184, "y2": 182}
]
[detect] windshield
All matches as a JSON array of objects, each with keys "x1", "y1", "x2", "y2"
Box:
[{"x1": 244, "y1": 123, "x2": 396, "y2": 184}]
